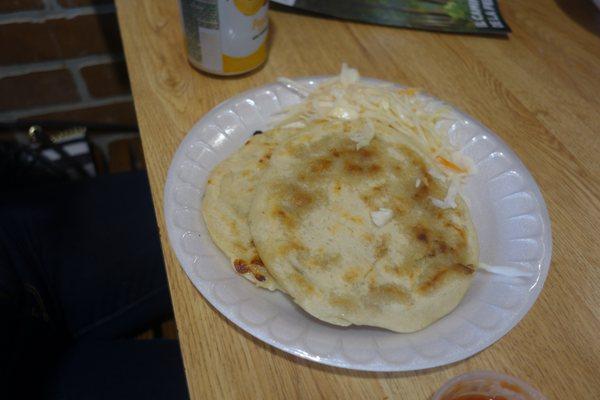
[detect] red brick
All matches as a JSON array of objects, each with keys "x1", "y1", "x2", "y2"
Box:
[
  {"x1": 52, "y1": 13, "x2": 123, "y2": 58},
  {"x1": 0, "y1": 22, "x2": 60, "y2": 64},
  {"x1": 0, "y1": 13, "x2": 123, "y2": 65},
  {"x1": 58, "y1": 0, "x2": 113, "y2": 7},
  {"x1": 21, "y1": 100, "x2": 137, "y2": 126},
  {"x1": 0, "y1": 69, "x2": 79, "y2": 111},
  {"x1": 81, "y1": 60, "x2": 130, "y2": 98},
  {"x1": 0, "y1": 0, "x2": 44, "y2": 12}
]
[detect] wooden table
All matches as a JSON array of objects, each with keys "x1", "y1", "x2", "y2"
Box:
[{"x1": 115, "y1": 0, "x2": 600, "y2": 398}]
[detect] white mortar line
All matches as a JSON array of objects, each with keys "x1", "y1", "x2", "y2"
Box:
[
  {"x1": 69, "y1": 64, "x2": 92, "y2": 101},
  {"x1": 70, "y1": 54, "x2": 127, "y2": 101},
  {"x1": 0, "y1": 94, "x2": 133, "y2": 122},
  {"x1": 0, "y1": 3, "x2": 115, "y2": 24},
  {"x1": 74, "y1": 53, "x2": 124, "y2": 68},
  {"x1": 70, "y1": 54, "x2": 125, "y2": 101},
  {"x1": 0, "y1": 54, "x2": 124, "y2": 78},
  {"x1": 0, "y1": 59, "x2": 67, "y2": 78}
]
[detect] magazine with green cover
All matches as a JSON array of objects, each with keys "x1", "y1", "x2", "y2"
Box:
[{"x1": 272, "y1": 0, "x2": 510, "y2": 35}]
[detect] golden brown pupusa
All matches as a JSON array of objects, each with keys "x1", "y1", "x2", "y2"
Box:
[
  {"x1": 202, "y1": 127, "x2": 298, "y2": 290},
  {"x1": 249, "y1": 124, "x2": 478, "y2": 332}
]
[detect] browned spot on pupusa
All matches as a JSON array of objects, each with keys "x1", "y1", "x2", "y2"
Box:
[
  {"x1": 289, "y1": 241, "x2": 307, "y2": 251},
  {"x1": 369, "y1": 164, "x2": 382, "y2": 174},
  {"x1": 286, "y1": 141, "x2": 312, "y2": 160},
  {"x1": 327, "y1": 224, "x2": 340, "y2": 235},
  {"x1": 434, "y1": 240, "x2": 451, "y2": 255},
  {"x1": 369, "y1": 283, "x2": 413, "y2": 305},
  {"x1": 342, "y1": 267, "x2": 361, "y2": 284},
  {"x1": 333, "y1": 181, "x2": 342, "y2": 193},
  {"x1": 417, "y1": 269, "x2": 449, "y2": 294},
  {"x1": 413, "y1": 224, "x2": 459, "y2": 259},
  {"x1": 451, "y1": 263, "x2": 475, "y2": 274},
  {"x1": 413, "y1": 225, "x2": 429, "y2": 243},
  {"x1": 390, "y1": 193, "x2": 409, "y2": 215},
  {"x1": 360, "y1": 193, "x2": 376, "y2": 208},
  {"x1": 342, "y1": 161, "x2": 382, "y2": 176},
  {"x1": 445, "y1": 221, "x2": 467, "y2": 242},
  {"x1": 375, "y1": 236, "x2": 389, "y2": 259},
  {"x1": 413, "y1": 221, "x2": 464, "y2": 258},
  {"x1": 341, "y1": 212, "x2": 362, "y2": 224},
  {"x1": 413, "y1": 181, "x2": 430, "y2": 200},
  {"x1": 233, "y1": 258, "x2": 269, "y2": 282},
  {"x1": 248, "y1": 257, "x2": 270, "y2": 282},
  {"x1": 417, "y1": 263, "x2": 474, "y2": 294},
  {"x1": 390, "y1": 205, "x2": 405, "y2": 218},
  {"x1": 362, "y1": 233, "x2": 375, "y2": 243},
  {"x1": 277, "y1": 240, "x2": 308, "y2": 258},
  {"x1": 357, "y1": 147, "x2": 374, "y2": 158},
  {"x1": 272, "y1": 183, "x2": 321, "y2": 228},
  {"x1": 233, "y1": 241, "x2": 247, "y2": 252},
  {"x1": 312, "y1": 138, "x2": 382, "y2": 178},
  {"x1": 251, "y1": 256, "x2": 264, "y2": 266},
  {"x1": 290, "y1": 272, "x2": 314, "y2": 294},
  {"x1": 258, "y1": 151, "x2": 272, "y2": 164},
  {"x1": 290, "y1": 186, "x2": 314, "y2": 209},
  {"x1": 306, "y1": 250, "x2": 341, "y2": 270},
  {"x1": 427, "y1": 239, "x2": 456, "y2": 257},
  {"x1": 344, "y1": 162, "x2": 364, "y2": 174},
  {"x1": 384, "y1": 264, "x2": 415, "y2": 280},
  {"x1": 228, "y1": 221, "x2": 239, "y2": 235},
  {"x1": 395, "y1": 144, "x2": 440, "y2": 194},
  {"x1": 329, "y1": 294, "x2": 357, "y2": 310},
  {"x1": 233, "y1": 259, "x2": 249, "y2": 274},
  {"x1": 310, "y1": 158, "x2": 333, "y2": 174},
  {"x1": 272, "y1": 207, "x2": 295, "y2": 228}
]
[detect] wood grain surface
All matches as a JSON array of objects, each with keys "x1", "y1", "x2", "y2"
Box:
[{"x1": 115, "y1": 0, "x2": 600, "y2": 398}]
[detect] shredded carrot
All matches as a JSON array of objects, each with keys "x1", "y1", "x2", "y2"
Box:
[{"x1": 436, "y1": 156, "x2": 467, "y2": 173}]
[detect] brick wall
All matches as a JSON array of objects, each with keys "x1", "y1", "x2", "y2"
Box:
[{"x1": 0, "y1": 0, "x2": 136, "y2": 127}]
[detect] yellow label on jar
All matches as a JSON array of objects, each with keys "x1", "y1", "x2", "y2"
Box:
[
  {"x1": 233, "y1": 0, "x2": 266, "y2": 16},
  {"x1": 222, "y1": 41, "x2": 267, "y2": 73},
  {"x1": 180, "y1": 0, "x2": 269, "y2": 76}
]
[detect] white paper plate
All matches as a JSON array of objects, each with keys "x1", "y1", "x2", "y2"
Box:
[{"x1": 164, "y1": 77, "x2": 552, "y2": 371}]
